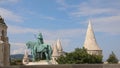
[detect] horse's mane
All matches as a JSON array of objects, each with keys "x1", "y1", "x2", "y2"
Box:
[{"x1": 26, "y1": 41, "x2": 36, "y2": 49}]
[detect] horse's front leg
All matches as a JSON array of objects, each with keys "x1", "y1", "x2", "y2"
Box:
[
  {"x1": 32, "y1": 50, "x2": 36, "y2": 62},
  {"x1": 45, "y1": 52, "x2": 49, "y2": 62}
]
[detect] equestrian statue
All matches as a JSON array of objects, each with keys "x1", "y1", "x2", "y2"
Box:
[{"x1": 26, "y1": 33, "x2": 53, "y2": 62}]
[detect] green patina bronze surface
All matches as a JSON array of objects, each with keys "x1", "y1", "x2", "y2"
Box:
[{"x1": 26, "y1": 33, "x2": 52, "y2": 62}]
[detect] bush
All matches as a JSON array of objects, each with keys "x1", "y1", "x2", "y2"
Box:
[
  {"x1": 107, "y1": 51, "x2": 118, "y2": 64},
  {"x1": 56, "y1": 48, "x2": 103, "y2": 64}
]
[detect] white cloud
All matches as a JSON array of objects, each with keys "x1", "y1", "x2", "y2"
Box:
[
  {"x1": 0, "y1": 7, "x2": 23, "y2": 22},
  {"x1": 8, "y1": 0, "x2": 19, "y2": 2},
  {"x1": 0, "y1": 0, "x2": 20, "y2": 3},
  {"x1": 8, "y1": 25, "x2": 39, "y2": 34},
  {"x1": 8, "y1": 24, "x2": 85, "y2": 36},
  {"x1": 39, "y1": 16, "x2": 56, "y2": 20},
  {"x1": 71, "y1": 8, "x2": 117, "y2": 17},
  {"x1": 10, "y1": 42, "x2": 26, "y2": 46},
  {"x1": 56, "y1": 0, "x2": 79, "y2": 11},
  {"x1": 56, "y1": 0, "x2": 68, "y2": 8},
  {"x1": 24, "y1": 10, "x2": 56, "y2": 21},
  {"x1": 69, "y1": 0, "x2": 120, "y2": 17},
  {"x1": 92, "y1": 15, "x2": 120, "y2": 35},
  {"x1": 58, "y1": 0, "x2": 120, "y2": 35}
]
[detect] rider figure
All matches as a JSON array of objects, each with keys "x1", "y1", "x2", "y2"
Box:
[
  {"x1": 37, "y1": 33, "x2": 44, "y2": 45},
  {"x1": 37, "y1": 33, "x2": 45, "y2": 60}
]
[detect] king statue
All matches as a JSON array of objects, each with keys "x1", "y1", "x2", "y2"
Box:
[{"x1": 26, "y1": 33, "x2": 53, "y2": 62}]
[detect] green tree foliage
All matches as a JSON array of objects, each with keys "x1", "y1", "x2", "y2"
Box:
[
  {"x1": 56, "y1": 48, "x2": 103, "y2": 64},
  {"x1": 107, "y1": 51, "x2": 118, "y2": 64},
  {"x1": 10, "y1": 59, "x2": 23, "y2": 65}
]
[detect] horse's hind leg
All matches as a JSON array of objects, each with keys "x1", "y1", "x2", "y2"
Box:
[{"x1": 45, "y1": 52, "x2": 49, "y2": 62}]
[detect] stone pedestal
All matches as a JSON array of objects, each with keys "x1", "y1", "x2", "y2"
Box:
[{"x1": 24, "y1": 60, "x2": 53, "y2": 65}]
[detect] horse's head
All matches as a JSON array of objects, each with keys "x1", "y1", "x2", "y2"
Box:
[
  {"x1": 26, "y1": 41, "x2": 32, "y2": 49},
  {"x1": 26, "y1": 41, "x2": 36, "y2": 49}
]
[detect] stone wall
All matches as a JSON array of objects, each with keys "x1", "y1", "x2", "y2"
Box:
[
  {"x1": 0, "y1": 16, "x2": 10, "y2": 66},
  {"x1": 1, "y1": 64, "x2": 120, "y2": 68}
]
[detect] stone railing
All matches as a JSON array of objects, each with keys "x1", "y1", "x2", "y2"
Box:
[{"x1": 1, "y1": 64, "x2": 120, "y2": 68}]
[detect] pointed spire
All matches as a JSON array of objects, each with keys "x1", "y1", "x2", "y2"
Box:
[
  {"x1": 56, "y1": 39, "x2": 63, "y2": 52},
  {"x1": 83, "y1": 20, "x2": 101, "y2": 50},
  {"x1": 0, "y1": 15, "x2": 4, "y2": 20},
  {"x1": 23, "y1": 50, "x2": 29, "y2": 64},
  {"x1": 24, "y1": 50, "x2": 29, "y2": 58},
  {"x1": 88, "y1": 19, "x2": 92, "y2": 28},
  {"x1": 52, "y1": 43, "x2": 59, "y2": 57},
  {"x1": 0, "y1": 15, "x2": 2, "y2": 19},
  {"x1": 0, "y1": 15, "x2": 6, "y2": 25}
]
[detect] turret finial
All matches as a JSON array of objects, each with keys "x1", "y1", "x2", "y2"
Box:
[{"x1": 0, "y1": 15, "x2": 2, "y2": 19}]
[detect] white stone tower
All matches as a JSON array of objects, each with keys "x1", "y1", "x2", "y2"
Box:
[
  {"x1": 0, "y1": 16, "x2": 10, "y2": 66},
  {"x1": 56, "y1": 39, "x2": 63, "y2": 56},
  {"x1": 52, "y1": 42, "x2": 59, "y2": 57},
  {"x1": 22, "y1": 50, "x2": 29, "y2": 64},
  {"x1": 83, "y1": 20, "x2": 102, "y2": 55},
  {"x1": 51, "y1": 43, "x2": 59, "y2": 64},
  {"x1": 51, "y1": 39, "x2": 64, "y2": 64}
]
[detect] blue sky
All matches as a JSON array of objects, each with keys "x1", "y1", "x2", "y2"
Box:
[{"x1": 0, "y1": 0, "x2": 120, "y2": 61}]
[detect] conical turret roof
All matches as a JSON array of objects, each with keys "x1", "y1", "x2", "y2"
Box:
[
  {"x1": 83, "y1": 20, "x2": 101, "y2": 50},
  {"x1": 56, "y1": 39, "x2": 63, "y2": 52},
  {"x1": 52, "y1": 42, "x2": 59, "y2": 57}
]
